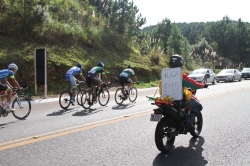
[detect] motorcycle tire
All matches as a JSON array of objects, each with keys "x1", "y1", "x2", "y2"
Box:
[
  {"x1": 155, "y1": 117, "x2": 175, "y2": 152},
  {"x1": 190, "y1": 112, "x2": 203, "y2": 137}
]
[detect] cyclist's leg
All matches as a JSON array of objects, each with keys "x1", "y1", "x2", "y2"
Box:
[
  {"x1": 126, "y1": 77, "x2": 132, "y2": 91},
  {"x1": 119, "y1": 77, "x2": 127, "y2": 97},
  {"x1": 93, "y1": 76, "x2": 101, "y2": 94},
  {"x1": 69, "y1": 75, "x2": 77, "y2": 102},
  {"x1": 86, "y1": 76, "x2": 93, "y2": 105},
  {"x1": 0, "y1": 84, "x2": 7, "y2": 106},
  {"x1": 0, "y1": 84, "x2": 14, "y2": 111}
]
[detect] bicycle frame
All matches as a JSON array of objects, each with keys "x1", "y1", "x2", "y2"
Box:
[{"x1": 0, "y1": 87, "x2": 31, "y2": 119}]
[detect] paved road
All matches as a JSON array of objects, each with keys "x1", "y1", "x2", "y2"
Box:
[{"x1": 0, "y1": 80, "x2": 250, "y2": 166}]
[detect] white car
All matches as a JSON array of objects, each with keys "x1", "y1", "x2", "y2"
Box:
[
  {"x1": 216, "y1": 69, "x2": 242, "y2": 82},
  {"x1": 188, "y1": 69, "x2": 216, "y2": 84}
]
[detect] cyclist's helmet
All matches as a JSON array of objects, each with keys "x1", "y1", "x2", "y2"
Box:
[
  {"x1": 98, "y1": 61, "x2": 104, "y2": 68},
  {"x1": 128, "y1": 65, "x2": 133, "y2": 69},
  {"x1": 8, "y1": 63, "x2": 18, "y2": 70},
  {"x1": 169, "y1": 54, "x2": 184, "y2": 68},
  {"x1": 77, "y1": 62, "x2": 83, "y2": 69}
]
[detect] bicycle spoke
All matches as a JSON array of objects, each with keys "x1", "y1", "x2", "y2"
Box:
[
  {"x1": 115, "y1": 88, "x2": 124, "y2": 105},
  {"x1": 12, "y1": 97, "x2": 31, "y2": 120},
  {"x1": 129, "y1": 87, "x2": 137, "y2": 102},
  {"x1": 59, "y1": 90, "x2": 71, "y2": 109},
  {"x1": 98, "y1": 89, "x2": 110, "y2": 106}
]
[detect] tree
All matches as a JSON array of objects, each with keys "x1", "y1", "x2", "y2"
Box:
[
  {"x1": 192, "y1": 38, "x2": 213, "y2": 68},
  {"x1": 167, "y1": 23, "x2": 183, "y2": 56}
]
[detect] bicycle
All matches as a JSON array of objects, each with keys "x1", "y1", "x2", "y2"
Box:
[
  {"x1": 59, "y1": 80, "x2": 85, "y2": 109},
  {"x1": 114, "y1": 82, "x2": 138, "y2": 105},
  {"x1": 0, "y1": 86, "x2": 31, "y2": 120},
  {"x1": 81, "y1": 82, "x2": 111, "y2": 109}
]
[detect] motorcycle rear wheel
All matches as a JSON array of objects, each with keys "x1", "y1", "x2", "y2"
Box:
[
  {"x1": 155, "y1": 117, "x2": 175, "y2": 152},
  {"x1": 190, "y1": 112, "x2": 203, "y2": 137}
]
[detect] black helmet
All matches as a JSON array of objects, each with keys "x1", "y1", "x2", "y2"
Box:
[
  {"x1": 169, "y1": 54, "x2": 184, "y2": 68},
  {"x1": 98, "y1": 61, "x2": 104, "y2": 68},
  {"x1": 77, "y1": 62, "x2": 83, "y2": 69},
  {"x1": 128, "y1": 65, "x2": 133, "y2": 69}
]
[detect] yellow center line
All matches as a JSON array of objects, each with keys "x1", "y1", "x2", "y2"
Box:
[
  {"x1": 0, "y1": 111, "x2": 151, "y2": 151},
  {"x1": 0, "y1": 87, "x2": 249, "y2": 151}
]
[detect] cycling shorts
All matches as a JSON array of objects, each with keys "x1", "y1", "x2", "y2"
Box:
[
  {"x1": 119, "y1": 76, "x2": 131, "y2": 86},
  {"x1": 65, "y1": 75, "x2": 77, "y2": 87},
  {"x1": 0, "y1": 83, "x2": 8, "y2": 92},
  {"x1": 86, "y1": 75, "x2": 101, "y2": 88}
]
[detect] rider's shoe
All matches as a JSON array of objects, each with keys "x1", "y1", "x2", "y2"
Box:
[
  {"x1": 125, "y1": 89, "x2": 129, "y2": 95},
  {"x1": 6, "y1": 106, "x2": 15, "y2": 112}
]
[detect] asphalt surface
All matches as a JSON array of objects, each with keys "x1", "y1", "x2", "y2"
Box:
[{"x1": 1, "y1": 80, "x2": 250, "y2": 166}]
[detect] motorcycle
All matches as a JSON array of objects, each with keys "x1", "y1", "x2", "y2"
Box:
[{"x1": 148, "y1": 73, "x2": 209, "y2": 153}]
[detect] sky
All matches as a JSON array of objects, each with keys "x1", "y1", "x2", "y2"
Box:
[{"x1": 130, "y1": 0, "x2": 250, "y2": 27}]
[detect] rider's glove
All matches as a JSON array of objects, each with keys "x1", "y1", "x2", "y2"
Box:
[{"x1": 203, "y1": 84, "x2": 208, "y2": 88}]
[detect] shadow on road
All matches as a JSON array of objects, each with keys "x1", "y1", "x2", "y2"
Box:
[
  {"x1": 46, "y1": 108, "x2": 76, "y2": 116},
  {"x1": 0, "y1": 120, "x2": 23, "y2": 129},
  {"x1": 72, "y1": 108, "x2": 104, "y2": 116},
  {"x1": 112, "y1": 102, "x2": 136, "y2": 110},
  {"x1": 152, "y1": 137, "x2": 208, "y2": 166}
]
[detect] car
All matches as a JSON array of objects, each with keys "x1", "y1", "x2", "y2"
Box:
[
  {"x1": 216, "y1": 69, "x2": 242, "y2": 82},
  {"x1": 241, "y1": 68, "x2": 250, "y2": 80},
  {"x1": 188, "y1": 69, "x2": 216, "y2": 84}
]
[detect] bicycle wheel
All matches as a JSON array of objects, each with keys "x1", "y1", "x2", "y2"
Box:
[
  {"x1": 114, "y1": 88, "x2": 124, "y2": 105},
  {"x1": 59, "y1": 90, "x2": 71, "y2": 109},
  {"x1": 76, "y1": 89, "x2": 85, "y2": 105},
  {"x1": 98, "y1": 89, "x2": 110, "y2": 106},
  {"x1": 81, "y1": 91, "x2": 92, "y2": 109},
  {"x1": 129, "y1": 87, "x2": 137, "y2": 102},
  {"x1": 12, "y1": 96, "x2": 31, "y2": 120}
]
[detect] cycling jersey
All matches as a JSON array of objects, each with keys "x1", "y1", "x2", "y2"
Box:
[
  {"x1": 119, "y1": 68, "x2": 135, "y2": 78},
  {"x1": 0, "y1": 69, "x2": 15, "y2": 81},
  {"x1": 65, "y1": 66, "x2": 82, "y2": 80},
  {"x1": 87, "y1": 66, "x2": 104, "y2": 77}
]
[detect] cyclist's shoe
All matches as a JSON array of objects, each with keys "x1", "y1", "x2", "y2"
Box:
[
  {"x1": 6, "y1": 106, "x2": 15, "y2": 112},
  {"x1": 125, "y1": 89, "x2": 129, "y2": 95},
  {"x1": 70, "y1": 97, "x2": 75, "y2": 105}
]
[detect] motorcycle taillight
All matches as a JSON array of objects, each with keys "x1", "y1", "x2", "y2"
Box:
[{"x1": 153, "y1": 109, "x2": 161, "y2": 114}]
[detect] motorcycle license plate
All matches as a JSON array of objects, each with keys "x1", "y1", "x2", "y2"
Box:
[{"x1": 150, "y1": 114, "x2": 162, "y2": 122}]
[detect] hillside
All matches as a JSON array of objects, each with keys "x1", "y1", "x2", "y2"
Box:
[{"x1": 0, "y1": 35, "x2": 163, "y2": 96}]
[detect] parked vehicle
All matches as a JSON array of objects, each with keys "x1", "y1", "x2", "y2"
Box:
[
  {"x1": 188, "y1": 69, "x2": 216, "y2": 84},
  {"x1": 241, "y1": 68, "x2": 250, "y2": 80},
  {"x1": 216, "y1": 69, "x2": 242, "y2": 82}
]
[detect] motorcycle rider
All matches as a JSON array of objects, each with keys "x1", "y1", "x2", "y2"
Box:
[{"x1": 169, "y1": 54, "x2": 208, "y2": 131}]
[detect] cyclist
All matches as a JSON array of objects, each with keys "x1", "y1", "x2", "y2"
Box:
[
  {"x1": 168, "y1": 54, "x2": 208, "y2": 131},
  {"x1": 0, "y1": 63, "x2": 21, "y2": 112},
  {"x1": 118, "y1": 65, "x2": 138, "y2": 98},
  {"x1": 86, "y1": 61, "x2": 108, "y2": 95},
  {"x1": 65, "y1": 62, "x2": 86, "y2": 103}
]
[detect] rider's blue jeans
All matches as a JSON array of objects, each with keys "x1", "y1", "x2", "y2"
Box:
[{"x1": 181, "y1": 98, "x2": 202, "y2": 123}]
